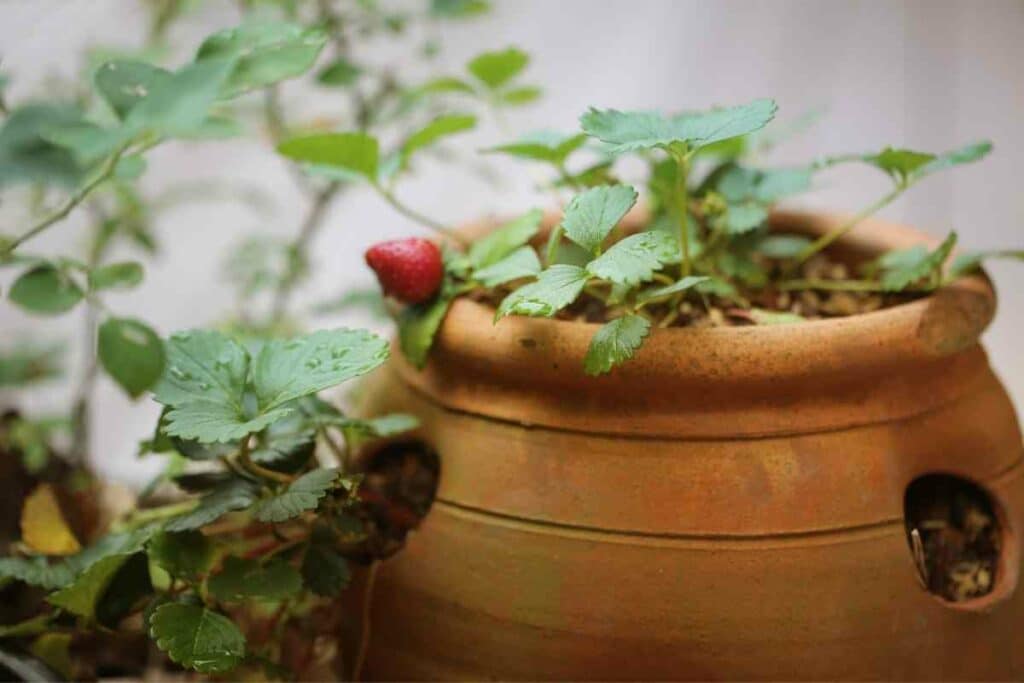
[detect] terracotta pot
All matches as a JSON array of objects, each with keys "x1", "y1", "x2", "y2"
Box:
[{"x1": 354, "y1": 210, "x2": 1024, "y2": 680}]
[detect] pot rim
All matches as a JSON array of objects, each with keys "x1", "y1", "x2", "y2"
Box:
[{"x1": 394, "y1": 208, "x2": 999, "y2": 439}]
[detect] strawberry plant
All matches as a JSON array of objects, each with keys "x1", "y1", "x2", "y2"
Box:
[
  {"x1": 0, "y1": 0, "x2": 534, "y2": 679},
  {"x1": 345, "y1": 98, "x2": 1021, "y2": 374}
]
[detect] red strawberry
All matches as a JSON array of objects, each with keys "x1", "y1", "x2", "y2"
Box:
[{"x1": 364, "y1": 238, "x2": 444, "y2": 304}]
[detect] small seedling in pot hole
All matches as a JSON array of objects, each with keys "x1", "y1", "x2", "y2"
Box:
[{"x1": 356, "y1": 98, "x2": 1022, "y2": 375}]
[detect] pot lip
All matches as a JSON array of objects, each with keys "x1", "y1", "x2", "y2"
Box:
[{"x1": 441, "y1": 206, "x2": 995, "y2": 350}]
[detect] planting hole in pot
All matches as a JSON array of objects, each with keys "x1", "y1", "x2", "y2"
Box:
[
  {"x1": 356, "y1": 440, "x2": 440, "y2": 561},
  {"x1": 904, "y1": 474, "x2": 1002, "y2": 603}
]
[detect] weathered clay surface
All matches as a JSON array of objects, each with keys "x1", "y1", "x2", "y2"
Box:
[{"x1": 355, "y1": 211, "x2": 1024, "y2": 681}]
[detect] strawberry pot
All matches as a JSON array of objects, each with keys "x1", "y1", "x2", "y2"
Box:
[{"x1": 353, "y1": 209, "x2": 1023, "y2": 680}]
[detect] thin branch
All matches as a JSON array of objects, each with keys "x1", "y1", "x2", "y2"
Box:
[{"x1": 374, "y1": 184, "x2": 464, "y2": 245}]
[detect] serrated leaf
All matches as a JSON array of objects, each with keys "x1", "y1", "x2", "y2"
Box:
[
  {"x1": 915, "y1": 141, "x2": 992, "y2": 178},
  {"x1": 560, "y1": 185, "x2": 638, "y2": 254},
  {"x1": 496, "y1": 264, "x2": 589, "y2": 319},
  {"x1": 301, "y1": 542, "x2": 351, "y2": 597},
  {"x1": 635, "y1": 275, "x2": 709, "y2": 305},
  {"x1": 250, "y1": 414, "x2": 315, "y2": 474},
  {"x1": 147, "y1": 531, "x2": 213, "y2": 580},
  {"x1": 94, "y1": 60, "x2": 173, "y2": 119},
  {"x1": 252, "y1": 328, "x2": 388, "y2": 412},
  {"x1": 149, "y1": 603, "x2": 245, "y2": 674},
  {"x1": 89, "y1": 261, "x2": 143, "y2": 291},
  {"x1": 398, "y1": 294, "x2": 453, "y2": 369},
  {"x1": 467, "y1": 47, "x2": 528, "y2": 89},
  {"x1": 164, "y1": 479, "x2": 260, "y2": 532},
  {"x1": 580, "y1": 99, "x2": 778, "y2": 154},
  {"x1": 948, "y1": 250, "x2": 1024, "y2": 279},
  {"x1": 863, "y1": 141, "x2": 992, "y2": 184},
  {"x1": 880, "y1": 232, "x2": 958, "y2": 291},
  {"x1": 278, "y1": 132, "x2": 379, "y2": 180},
  {"x1": 197, "y1": 22, "x2": 327, "y2": 96},
  {"x1": 47, "y1": 553, "x2": 133, "y2": 618},
  {"x1": 317, "y1": 57, "x2": 362, "y2": 86},
  {"x1": 0, "y1": 557, "x2": 75, "y2": 590},
  {"x1": 207, "y1": 555, "x2": 302, "y2": 602},
  {"x1": 98, "y1": 317, "x2": 166, "y2": 398},
  {"x1": 473, "y1": 246, "x2": 541, "y2": 287},
  {"x1": 486, "y1": 131, "x2": 587, "y2": 164},
  {"x1": 756, "y1": 234, "x2": 813, "y2": 259},
  {"x1": 328, "y1": 413, "x2": 421, "y2": 445},
  {"x1": 468, "y1": 209, "x2": 542, "y2": 269},
  {"x1": 401, "y1": 113, "x2": 476, "y2": 165},
  {"x1": 253, "y1": 468, "x2": 339, "y2": 523},
  {"x1": 9, "y1": 265, "x2": 83, "y2": 315},
  {"x1": 587, "y1": 231, "x2": 677, "y2": 286},
  {"x1": 20, "y1": 484, "x2": 80, "y2": 556},
  {"x1": 584, "y1": 314, "x2": 650, "y2": 376},
  {"x1": 125, "y1": 57, "x2": 237, "y2": 137}
]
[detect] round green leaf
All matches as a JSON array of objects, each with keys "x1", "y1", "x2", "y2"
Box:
[
  {"x1": 89, "y1": 261, "x2": 144, "y2": 291},
  {"x1": 98, "y1": 317, "x2": 166, "y2": 398},
  {"x1": 9, "y1": 265, "x2": 83, "y2": 315}
]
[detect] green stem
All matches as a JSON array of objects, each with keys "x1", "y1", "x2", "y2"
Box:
[
  {"x1": 5, "y1": 145, "x2": 128, "y2": 253},
  {"x1": 670, "y1": 148, "x2": 692, "y2": 277},
  {"x1": 792, "y1": 183, "x2": 906, "y2": 267},
  {"x1": 373, "y1": 184, "x2": 466, "y2": 246},
  {"x1": 238, "y1": 437, "x2": 294, "y2": 484}
]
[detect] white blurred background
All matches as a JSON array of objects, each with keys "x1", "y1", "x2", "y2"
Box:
[{"x1": 1, "y1": 0, "x2": 1022, "y2": 486}]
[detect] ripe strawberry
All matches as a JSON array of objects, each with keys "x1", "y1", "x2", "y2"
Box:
[{"x1": 364, "y1": 237, "x2": 444, "y2": 304}]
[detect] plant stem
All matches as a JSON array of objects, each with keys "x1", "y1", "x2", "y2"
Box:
[
  {"x1": 670, "y1": 148, "x2": 692, "y2": 276},
  {"x1": 792, "y1": 183, "x2": 906, "y2": 267},
  {"x1": 237, "y1": 437, "x2": 294, "y2": 484},
  {"x1": 373, "y1": 184, "x2": 465, "y2": 245},
  {"x1": 5, "y1": 145, "x2": 127, "y2": 253},
  {"x1": 269, "y1": 183, "x2": 340, "y2": 321},
  {"x1": 779, "y1": 278, "x2": 912, "y2": 293}
]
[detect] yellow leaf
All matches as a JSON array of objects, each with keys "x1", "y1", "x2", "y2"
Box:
[{"x1": 21, "y1": 484, "x2": 81, "y2": 556}]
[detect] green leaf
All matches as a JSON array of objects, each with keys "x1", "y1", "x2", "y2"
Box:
[
  {"x1": 88, "y1": 261, "x2": 144, "y2": 291},
  {"x1": 0, "y1": 556, "x2": 75, "y2": 590},
  {"x1": 0, "y1": 104, "x2": 85, "y2": 188},
  {"x1": 207, "y1": 556, "x2": 302, "y2": 602},
  {"x1": 29, "y1": 633, "x2": 72, "y2": 679},
  {"x1": 94, "y1": 61, "x2": 172, "y2": 119},
  {"x1": 580, "y1": 98, "x2": 778, "y2": 154},
  {"x1": 149, "y1": 603, "x2": 245, "y2": 674},
  {"x1": 756, "y1": 234, "x2": 813, "y2": 259},
  {"x1": 153, "y1": 330, "x2": 255, "y2": 443},
  {"x1": 47, "y1": 553, "x2": 134, "y2": 619},
  {"x1": 586, "y1": 231, "x2": 677, "y2": 286},
  {"x1": 95, "y1": 552, "x2": 153, "y2": 628},
  {"x1": 467, "y1": 47, "x2": 528, "y2": 89},
  {"x1": 560, "y1": 185, "x2": 638, "y2": 254},
  {"x1": 197, "y1": 22, "x2": 327, "y2": 96},
  {"x1": 0, "y1": 342, "x2": 63, "y2": 387},
  {"x1": 9, "y1": 265, "x2": 83, "y2": 315},
  {"x1": 252, "y1": 328, "x2": 389, "y2": 412},
  {"x1": 147, "y1": 531, "x2": 214, "y2": 580},
  {"x1": 398, "y1": 294, "x2": 453, "y2": 369},
  {"x1": 417, "y1": 76, "x2": 475, "y2": 95},
  {"x1": 863, "y1": 141, "x2": 992, "y2": 183},
  {"x1": 724, "y1": 202, "x2": 769, "y2": 234},
  {"x1": 748, "y1": 308, "x2": 806, "y2": 325},
  {"x1": 98, "y1": 317, "x2": 166, "y2": 398},
  {"x1": 496, "y1": 264, "x2": 589, "y2": 319},
  {"x1": 468, "y1": 209, "x2": 542, "y2": 269},
  {"x1": 41, "y1": 121, "x2": 131, "y2": 165},
  {"x1": 301, "y1": 541, "x2": 351, "y2": 597},
  {"x1": 949, "y1": 250, "x2": 1024, "y2": 279},
  {"x1": 0, "y1": 614, "x2": 53, "y2": 640},
  {"x1": 584, "y1": 314, "x2": 650, "y2": 376},
  {"x1": 486, "y1": 131, "x2": 587, "y2": 165},
  {"x1": 126, "y1": 57, "x2": 236, "y2": 137},
  {"x1": 164, "y1": 479, "x2": 260, "y2": 532},
  {"x1": 431, "y1": 0, "x2": 491, "y2": 17},
  {"x1": 498, "y1": 85, "x2": 542, "y2": 106},
  {"x1": 880, "y1": 232, "x2": 958, "y2": 291},
  {"x1": 250, "y1": 413, "x2": 315, "y2": 474},
  {"x1": 473, "y1": 246, "x2": 541, "y2": 287},
  {"x1": 635, "y1": 275, "x2": 708, "y2": 305},
  {"x1": 278, "y1": 132, "x2": 379, "y2": 180},
  {"x1": 317, "y1": 57, "x2": 361, "y2": 86},
  {"x1": 253, "y1": 468, "x2": 339, "y2": 523},
  {"x1": 401, "y1": 114, "x2": 476, "y2": 165}
]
